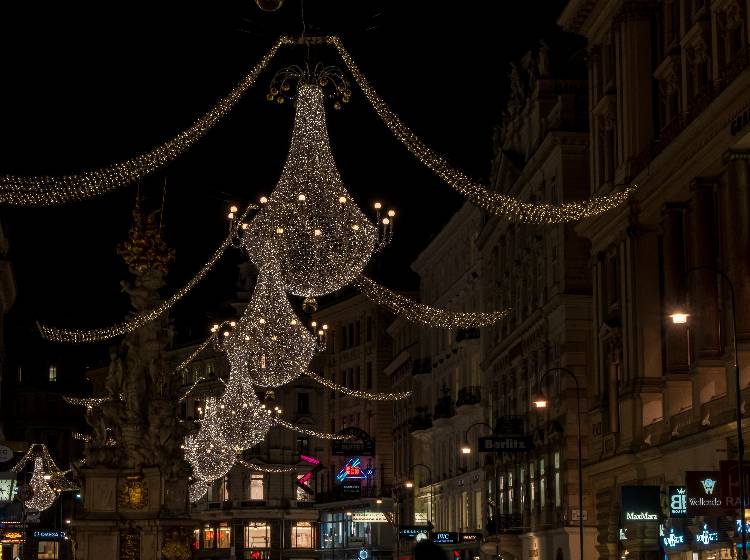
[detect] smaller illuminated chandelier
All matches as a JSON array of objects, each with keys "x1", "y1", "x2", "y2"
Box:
[{"x1": 25, "y1": 458, "x2": 58, "y2": 512}]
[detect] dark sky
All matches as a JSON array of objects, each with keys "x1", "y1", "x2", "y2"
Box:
[{"x1": 0, "y1": 1, "x2": 570, "y2": 380}]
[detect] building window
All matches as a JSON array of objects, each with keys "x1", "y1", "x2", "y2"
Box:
[
  {"x1": 508, "y1": 472, "x2": 514, "y2": 514},
  {"x1": 203, "y1": 525, "x2": 216, "y2": 548},
  {"x1": 297, "y1": 392, "x2": 310, "y2": 414},
  {"x1": 192, "y1": 364, "x2": 202, "y2": 382},
  {"x1": 37, "y1": 541, "x2": 59, "y2": 560},
  {"x1": 498, "y1": 475, "x2": 505, "y2": 515},
  {"x1": 462, "y1": 491, "x2": 469, "y2": 530},
  {"x1": 217, "y1": 523, "x2": 231, "y2": 548},
  {"x1": 554, "y1": 451, "x2": 561, "y2": 507},
  {"x1": 206, "y1": 361, "x2": 216, "y2": 376},
  {"x1": 292, "y1": 522, "x2": 313, "y2": 548},
  {"x1": 474, "y1": 489, "x2": 482, "y2": 529},
  {"x1": 540, "y1": 458, "x2": 546, "y2": 510},
  {"x1": 249, "y1": 473, "x2": 264, "y2": 500},
  {"x1": 48, "y1": 365, "x2": 57, "y2": 382},
  {"x1": 520, "y1": 467, "x2": 526, "y2": 511},
  {"x1": 192, "y1": 529, "x2": 200, "y2": 549},
  {"x1": 217, "y1": 476, "x2": 230, "y2": 502},
  {"x1": 244, "y1": 522, "x2": 270, "y2": 548},
  {"x1": 296, "y1": 436, "x2": 309, "y2": 455},
  {"x1": 530, "y1": 462, "x2": 536, "y2": 512},
  {"x1": 366, "y1": 362, "x2": 373, "y2": 389}
]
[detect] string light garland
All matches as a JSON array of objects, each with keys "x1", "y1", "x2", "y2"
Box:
[
  {"x1": 327, "y1": 36, "x2": 636, "y2": 224},
  {"x1": 354, "y1": 274, "x2": 511, "y2": 328},
  {"x1": 11, "y1": 444, "x2": 78, "y2": 493},
  {"x1": 0, "y1": 38, "x2": 292, "y2": 206},
  {"x1": 63, "y1": 396, "x2": 111, "y2": 410},
  {"x1": 303, "y1": 370, "x2": 411, "y2": 400},
  {"x1": 273, "y1": 418, "x2": 350, "y2": 440},
  {"x1": 243, "y1": 83, "x2": 392, "y2": 301},
  {"x1": 38, "y1": 204, "x2": 257, "y2": 343},
  {"x1": 25, "y1": 458, "x2": 58, "y2": 512},
  {"x1": 237, "y1": 458, "x2": 295, "y2": 473}
]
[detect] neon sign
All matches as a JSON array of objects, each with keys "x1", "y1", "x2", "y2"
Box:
[
  {"x1": 336, "y1": 458, "x2": 374, "y2": 482},
  {"x1": 696, "y1": 524, "x2": 719, "y2": 545},
  {"x1": 296, "y1": 454, "x2": 321, "y2": 495},
  {"x1": 661, "y1": 527, "x2": 685, "y2": 548}
]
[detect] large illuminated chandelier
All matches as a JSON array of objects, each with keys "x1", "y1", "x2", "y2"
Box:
[{"x1": 243, "y1": 63, "x2": 395, "y2": 311}]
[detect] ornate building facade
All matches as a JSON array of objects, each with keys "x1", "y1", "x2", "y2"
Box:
[
  {"x1": 558, "y1": 0, "x2": 750, "y2": 559},
  {"x1": 478, "y1": 41, "x2": 596, "y2": 560}
]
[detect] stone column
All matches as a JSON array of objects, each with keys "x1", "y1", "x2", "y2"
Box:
[
  {"x1": 662, "y1": 204, "x2": 690, "y2": 372},
  {"x1": 688, "y1": 178, "x2": 721, "y2": 357},
  {"x1": 722, "y1": 153, "x2": 750, "y2": 342}
]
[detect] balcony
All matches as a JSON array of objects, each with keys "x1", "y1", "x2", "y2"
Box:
[
  {"x1": 456, "y1": 386, "x2": 481, "y2": 408},
  {"x1": 408, "y1": 412, "x2": 433, "y2": 432},
  {"x1": 433, "y1": 395, "x2": 455, "y2": 420},
  {"x1": 411, "y1": 357, "x2": 432, "y2": 376},
  {"x1": 456, "y1": 328, "x2": 480, "y2": 343}
]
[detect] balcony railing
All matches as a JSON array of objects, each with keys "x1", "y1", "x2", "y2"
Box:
[
  {"x1": 456, "y1": 328, "x2": 480, "y2": 342},
  {"x1": 456, "y1": 386, "x2": 482, "y2": 408},
  {"x1": 408, "y1": 413, "x2": 433, "y2": 432},
  {"x1": 433, "y1": 395, "x2": 455, "y2": 420}
]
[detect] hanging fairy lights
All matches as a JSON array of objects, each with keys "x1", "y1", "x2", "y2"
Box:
[
  {"x1": 0, "y1": 38, "x2": 292, "y2": 206},
  {"x1": 25, "y1": 458, "x2": 58, "y2": 512},
  {"x1": 39, "y1": 204, "x2": 256, "y2": 343},
  {"x1": 273, "y1": 418, "x2": 350, "y2": 440},
  {"x1": 221, "y1": 268, "x2": 323, "y2": 388},
  {"x1": 354, "y1": 275, "x2": 511, "y2": 328},
  {"x1": 206, "y1": 376, "x2": 275, "y2": 451},
  {"x1": 63, "y1": 396, "x2": 111, "y2": 410},
  {"x1": 242, "y1": 82, "x2": 390, "y2": 304},
  {"x1": 188, "y1": 480, "x2": 210, "y2": 503},
  {"x1": 303, "y1": 370, "x2": 411, "y2": 400},
  {"x1": 327, "y1": 36, "x2": 636, "y2": 224},
  {"x1": 237, "y1": 458, "x2": 295, "y2": 474}
]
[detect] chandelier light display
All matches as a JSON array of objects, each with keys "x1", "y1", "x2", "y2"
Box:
[
  {"x1": 242, "y1": 81, "x2": 386, "y2": 305},
  {"x1": 25, "y1": 458, "x2": 58, "y2": 512},
  {"x1": 11, "y1": 35, "x2": 637, "y2": 490}
]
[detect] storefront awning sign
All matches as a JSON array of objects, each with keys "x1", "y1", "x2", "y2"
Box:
[
  {"x1": 351, "y1": 512, "x2": 388, "y2": 523},
  {"x1": 687, "y1": 471, "x2": 724, "y2": 516}
]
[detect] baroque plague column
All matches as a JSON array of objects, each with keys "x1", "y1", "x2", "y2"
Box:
[{"x1": 71, "y1": 200, "x2": 193, "y2": 560}]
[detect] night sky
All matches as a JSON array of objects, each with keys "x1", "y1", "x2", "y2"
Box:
[{"x1": 0, "y1": 1, "x2": 569, "y2": 381}]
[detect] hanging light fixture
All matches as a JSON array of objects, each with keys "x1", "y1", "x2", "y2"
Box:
[{"x1": 25, "y1": 458, "x2": 57, "y2": 512}]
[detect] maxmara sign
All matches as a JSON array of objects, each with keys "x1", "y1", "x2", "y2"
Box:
[
  {"x1": 621, "y1": 486, "x2": 660, "y2": 524},
  {"x1": 625, "y1": 512, "x2": 658, "y2": 521}
]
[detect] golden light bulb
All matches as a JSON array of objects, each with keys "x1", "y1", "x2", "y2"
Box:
[
  {"x1": 352, "y1": 224, "x2": 360, "y2": 231},
  {"x1": 276, "y1": 227, "x2": 284, "y2": 234},
  {"x1": 339, "y1": 196, "x2": 347, "y2": 204},
  {"x1": 311, "y1": 321, "x2": 317, "y2": 327},
  {"x1": 230, "y1": 205, "x2": 238, "y2": 213},
  {"x1": 241, "y1": 223, "x2": 249, "y2": 230},
  {"x1": 374, "y1": 202, "x2": 382, "y2": 209},
  {"x1": 227, "y1": 212, "x2": 234, "y2": 220},
  {"x1": 382, "y1": 218, "x2": 390, "y2": 225},
  {"x1": 388, "y1": 209, "x2": 396, "y2": 217},
  {"x1": 230, "y1": 321, "x2": 236, "y2": 327},
  {"x1": 298, "y1": 193, "x2": 306, "y2": 201},
  {"x1": 318, "y1": 330, "x2": 324, "y2": 336},
  {"x1": 223, "y1": 331, "x2": 230, "y2": 337},
  {"x1": 290, "y1": 319, "x2": 298, "y2": 325},
  {"x1": 260, "y1": 196, "x2": 268, "y2": 204},
  {"x1": 259, "y1": 318, "x2": 266, "y2": 324},
  {"x1": 323, "y1": 324, "x2": 328, "y2": 330},
  {"x1": 314, "y1": 229, "x2": 322, "y2": 236}
]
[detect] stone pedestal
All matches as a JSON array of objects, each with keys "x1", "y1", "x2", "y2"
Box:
[{"x1": 72, "y1": 467, "x2": 192, "y2": 560}]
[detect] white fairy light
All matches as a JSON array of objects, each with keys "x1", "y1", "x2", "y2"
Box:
[{"x1": 188, "y1": 480, "x2": 210, "y2": 503}]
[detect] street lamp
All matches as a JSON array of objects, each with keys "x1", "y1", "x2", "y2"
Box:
[
  {"x1": 532, "y1": 367, "x2": 584, "y2": 560},
  {"x1": 405, "y1": 463, "x2": 433, "y2": 530},
  {"x1": 669, "y1": 265, "x2": 746, "y2": 559}
]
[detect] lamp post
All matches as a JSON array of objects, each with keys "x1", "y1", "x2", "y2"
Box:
[
  {"x1": 532, "y1": 367, "x2": 584, "y2": 560},
  {"x1": 669, "y1": 265, "x2": 746, "y2": 559},
  {"x1": 461, "y1": 422, "x2": 500, "y2": 560},
  {"x1": 404, "y1": 463, "x2": 434, "y2": 532}
]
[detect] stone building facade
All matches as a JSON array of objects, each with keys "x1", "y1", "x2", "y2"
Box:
[
  {"x1": 557, "y1": 0, "x2": 750, "y2": 559},
  {"x1": 477, "y1": 42, "x2": 596, "y2": 560}
]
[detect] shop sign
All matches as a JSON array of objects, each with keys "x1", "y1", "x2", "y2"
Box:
[
  {"x1": 32, "y1": 530, "x2": 66, "y2": 540},
  {"x1": 661, "y1": 527, "x2": 685, "y2": 548},
  {"x1": 399, "y1": 526, "x2": 429, "y2": 540},
  {"x1": 460, "y1": 533, "x2": 482, "y2": 543},
  {"x1": 621, "y1": 486, "x2": 661, "y2": 523},
  {"x1": 478, "y1": 436, "x2": 533, "y2": 453},
  {"x1": 687, "y1": 471, "x2": 724, "y2": 515},
  {"x1": 695, "y1": 524, "x2": 719, "y2": 545},
  {"x1": 332, "y1": 428, "x2": 375, "y2": 456},
  {"x1": 342, "y1": 480, "x2": 361, "y2": 496},
  {"x1": 432, "y1": 532, "x2": 459, "y2": 544},
  {"x1": 736, "y1": 520, "x2": 750, "y2": 534},
  {"x1": 352, "y1": 511, "x2": 389, "y2": 523},
  {"x1": 669, "y1": 486, "x2": 687, "y2": 517},
  {"x1": 719, "y1": 460, "x2": 750, "y2": 508},
  {"x1": 336, "y1": 458, "x2": 374, "y2": 483}
]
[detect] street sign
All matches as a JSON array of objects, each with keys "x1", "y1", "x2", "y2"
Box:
[
  {"x1": 0, "y1": 446, "x2": 13, "y2": 464},
  {"x1": 478, "y1": 436, "x2": 533, "y2": 453}
]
